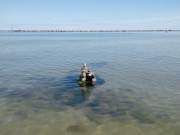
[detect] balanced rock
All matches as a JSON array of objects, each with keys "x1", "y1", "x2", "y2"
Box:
[{"x1": 79, "y1": 62, "x2": 96, "y2": 82}]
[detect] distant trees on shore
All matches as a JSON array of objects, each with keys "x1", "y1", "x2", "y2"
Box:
[{"x1": 9, "y1": 29, "x2": 174, "y2": 32}]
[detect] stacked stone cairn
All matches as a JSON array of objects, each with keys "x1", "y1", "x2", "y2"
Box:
[{"x1": 79, "y1": 62, "x2": 96, "y2": 82}]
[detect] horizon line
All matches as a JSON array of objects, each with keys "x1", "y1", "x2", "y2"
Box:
[{"x1": 7, "y1": 29, "x2": 180, "y2": 32}]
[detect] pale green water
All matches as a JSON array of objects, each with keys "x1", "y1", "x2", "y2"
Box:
[{"x1": 0, "y1": 31, "x2": 180, "y2": 135}]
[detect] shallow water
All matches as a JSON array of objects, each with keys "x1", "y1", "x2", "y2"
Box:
[{"x1": 0, "y1": 31, "x2": 180, "y2": 135}]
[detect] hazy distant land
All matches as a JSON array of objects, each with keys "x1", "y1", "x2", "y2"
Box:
[{"x1": 8, "y1": 30, "x2": 180, "y2": 32}]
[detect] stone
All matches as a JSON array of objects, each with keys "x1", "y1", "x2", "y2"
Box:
[{"x1": 79, "y1": 63, "x2": 96, "y2": 82}]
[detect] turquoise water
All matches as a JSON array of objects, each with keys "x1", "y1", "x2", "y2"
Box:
[{"x1": 0, "y1": 31, "x2": 180, "y2": 135}]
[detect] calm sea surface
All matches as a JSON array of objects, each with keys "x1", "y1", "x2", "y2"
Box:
[{"x1": 0, "y1": 31, "x2": 180, "y2": 135}]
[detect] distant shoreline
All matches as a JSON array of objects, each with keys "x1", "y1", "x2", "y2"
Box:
[{"x1": 8, "y1": 30, "x2": 180, "y2": 32}]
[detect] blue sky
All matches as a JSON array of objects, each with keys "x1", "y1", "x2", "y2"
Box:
[{"x1": 0, "y1": 0, "x2": 180, "y2": 30}]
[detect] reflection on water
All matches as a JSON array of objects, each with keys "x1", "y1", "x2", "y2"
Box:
[
  {"x1": 79, "y1": 82, "x2": 94, "y2": 99},
  {"x1": 78, "y1": 74, "x2": 105, "y2": 99},
  {"x1": 0, "y1": 32, "x2": 180, "y2": 135}
]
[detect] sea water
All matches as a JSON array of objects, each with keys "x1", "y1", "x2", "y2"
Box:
[{"x1": 0, "y1": 31, "x2": 180, "y2": 135}]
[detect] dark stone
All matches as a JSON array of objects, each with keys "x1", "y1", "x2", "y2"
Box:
[{"x1": 67, "y1": 125, "x2": 87, "y2": 133}]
